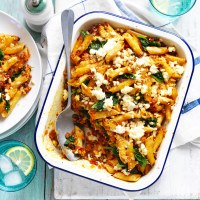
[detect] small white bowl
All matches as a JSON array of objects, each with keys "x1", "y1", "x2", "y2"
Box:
[{"x1": 35, "y1": 11, "x2": 194, "y2": 191}]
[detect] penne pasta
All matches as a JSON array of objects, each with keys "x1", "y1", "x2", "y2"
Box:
[
  {"x1": 0, "y1": 34, "x2": 32, "y2": 118},
  {"x1": 55, "y1": 22, "x2": 186, "y2": 183}
]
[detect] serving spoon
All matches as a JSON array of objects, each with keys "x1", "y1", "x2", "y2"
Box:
[{"x1": 55, "y1": 10, "x2": 79, "y2": 161}]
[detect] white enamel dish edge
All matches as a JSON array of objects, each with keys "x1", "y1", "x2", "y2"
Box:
[
  {"x1": 35, "y1": 12, "x2": 194, "y2": 191},
  {"x1": 0, "y1": 11, "x2": 43, "y2": 139}
]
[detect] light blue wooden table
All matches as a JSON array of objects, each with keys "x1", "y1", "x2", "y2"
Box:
[{"x1": 0, "y1": 1, "x2": 54, "y2": 199}]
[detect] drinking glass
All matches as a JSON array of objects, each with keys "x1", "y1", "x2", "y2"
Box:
[
  {"x1": 149, "y1": 0, "x2": 196, "y2": 19},
  {"x1": 0, "y1": 140, "x2": 37, "y2": 192}
]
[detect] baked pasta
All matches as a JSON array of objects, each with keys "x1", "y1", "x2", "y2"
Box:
[
  {"x1": 0, "y1": 34, "x2": 32, "y2": 118},
  {"x1": 55, "y1": 23, "x2": 186, "y2": 182}
]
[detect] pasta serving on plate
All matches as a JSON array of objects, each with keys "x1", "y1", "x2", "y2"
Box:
[
  {"x1": 0, "y1": 34, "x2": 32, "y2": 118},
  {"x1": 53, "y1": 22, "x2": 186, "y2": 182}
]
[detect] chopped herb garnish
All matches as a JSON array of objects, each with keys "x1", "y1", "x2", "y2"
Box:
[
  {"x1": 138, "y1": 36, "x2": 161, "y2": 50},
  {"x1": 0, "y1": 49, "x2": 4, "y2": 60},
  {"x1": 144, "y1": 117, "x2": 157, "y2": 128},
  {"x1": 5, "y1": 100, "x2": 10, "y2": 113},
  {"x1": 64, "y1": 135, "x2": 75, "y2": 146},
  {"x1": 118, "y1": 73, "x2": 135, "y2": 80},
  {"x1": 151, "y1": 71, "x2": 164, "y2": 82},
  {"x1": 80, "y1": 109, "x2": 90, "y2": 119},
  {"x1": 81, "y1": 30, "x2": 89, "y2": 37},
  {"x1": 88, "y1": 39, "x2": 107, "y2": 50},
  {"x1": 11, "y1": 68, "x2": 25, "y2": 81},
  {"x1": 71, "y1": 88, "x2": 78, "y2": 95},
  {"x1": 92, "y1": 99, "x2": 104, "y2": 111},
  {"x1": 134, "y1": 148, "x2": 148, "y2": 167},
  {"x1": 83, "y1": 79, "x2": 90, "y2": 86}
]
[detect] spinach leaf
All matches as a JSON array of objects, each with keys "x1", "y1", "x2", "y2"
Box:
[
  {"x1": 71, "y1": 88, "x2": 78, "y2": 95},
  {"x1": 117, "y1": 158, "x2": 128, "y2": 168},
  {"x1": 118, "y1": 73, "x2": 135, "y2": 80},
  {"x1": 134, "y1": 148, "x2": 148, "y2": 167},
  {"x1": 129, "y1": 167, "x2": 141, "y2": 174},
  {"x1": 138, "y1": 36, "x2": 161, "y2": 49},
  {"x1": 92, "y1": 99, "x2": 104, "y2": 111},
  {"x1": 81, "y1": 30, "x2": 89, "y2": 37},
  {"x1": 0, "y1": 49, "x2": 4, "y2": 60},
  {"x1": 64, "y1": 136, "x2": 75, "y2": 146},
  {"x1": 11, "y1": 68, "x2": 25, "y2": 81},
  {"x1": 112, "y1": 95, "x2": 119, "y2": 106},
  {"x1": 144, "y1": 117, "x2": 157, "y2": 127},
  {"x1": 151, "y1": 71, "x2": 164, "y2": 82},
  {"x1": 80, "y1": 109, "x2": 90, "y2": 119},
  {"x1": 88, "y1": 39, "x2": 107, "y2": 50},
  {"x1": 83, "y1": 79, "x2": 90, "y2": 86},
  {"x1": 106, "y1": 145, "x2": 118, "y2": 155},
  {"x1": 5, "y1": 100, "x2": 10, "y2": 113}
]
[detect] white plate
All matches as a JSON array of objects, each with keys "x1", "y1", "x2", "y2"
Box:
[
  {"x1": 35, "y1": 12, "x2": 194, "y2": 191},
  {"x1": 0, "y1": 11, "x2": 43, "y2": 138}
]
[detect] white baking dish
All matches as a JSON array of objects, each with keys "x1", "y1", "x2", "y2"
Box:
[{"x1": 35, "y1": 11, "x2": 194, "y2": 191}]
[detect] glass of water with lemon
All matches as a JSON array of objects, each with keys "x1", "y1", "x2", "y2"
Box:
[
  {"x1": 149, "y1": 0, "x2": 196, "y2": 19},
  {"x1": 0, "y1": 140, "x2": 36, "y2": 192}
]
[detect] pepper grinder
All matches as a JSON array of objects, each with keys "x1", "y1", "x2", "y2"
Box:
[{"x1": 21, "y1": 0, "x2": 54, "y2": 32}]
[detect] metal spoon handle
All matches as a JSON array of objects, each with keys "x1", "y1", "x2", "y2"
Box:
[{"x1": 61, "y1": 9, "x2": 74, "y2": 108}]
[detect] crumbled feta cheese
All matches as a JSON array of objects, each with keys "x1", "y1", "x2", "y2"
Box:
[
  {"x1": 95, "y1": 72, "x2": 105, "y2": 87},
  {"x1": 168, "y1": 46, "x2": 176, "y2": 52},
  {"x1": 91, "y1": 87, "x2": 106, "y2": 100},
  {"x1": 122, "y1": 94, "x2": 137, "y2": 111},
  {"x1": 121, "y1": 86, "x2": 133, "y2": 94},
  {"x1": 113, "y1": 81, "x2": 120, "y2": 86},
  {"x1": 128, "y1": 121, "x2": 145, "y2": 139},
  {"x1": 114, "y1": 125, "x2": 126, "y2": 134},
  {"x1": 151, "y1": 85, "x2": 158, "y2": 97},
  {"x1": 169, "y1": 61, "x2": 184, "y2": 75},
  {"x1": 175, "y1": 65, "x2": 184, "y2": 75},
  {"x1": 5, "y1": 93, "x2": 10, "y2": 101},
  {"x1": 163, "y1": 71, "x2": 169, "y2": 82},
  {"x1": 139, "y1": 143, "x2": 148, "y2": 155},
  {"x1": 136, "y1": 56, "x2": 151, "y2": 67},
  {"x1": 160, "y1": 87, "x2": 173, "y2": 96},
  {"x1": 90, "y1": 67, "x2": 96, "y2": 73},
  {"x1": 141, "y1": 84, "x2": 148, "y2": 94},
  {"x1": 134, "y1": 71, "x2": 141, "y2": 80},
  {"x1": 90, "y1": 38, "x2": 117, "y2": 57},
  {"x1": 150, "y1": 65, "x2": 159, "y2": 74},
  {"x1": 134, "y1": 83, "x2": 142, "y2": 89},
  {"x1": 103, "y1": 96, "x2": 113, "y2": 110}
]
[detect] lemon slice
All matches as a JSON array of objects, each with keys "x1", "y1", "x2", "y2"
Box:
[{"x1": 6, "y1": 146, "x2": 34, "y2": 176}]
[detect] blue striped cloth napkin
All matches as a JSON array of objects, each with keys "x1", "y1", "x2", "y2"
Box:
[{"x1": 37, "y1": 0, "x2": 200, "y2": 150}]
